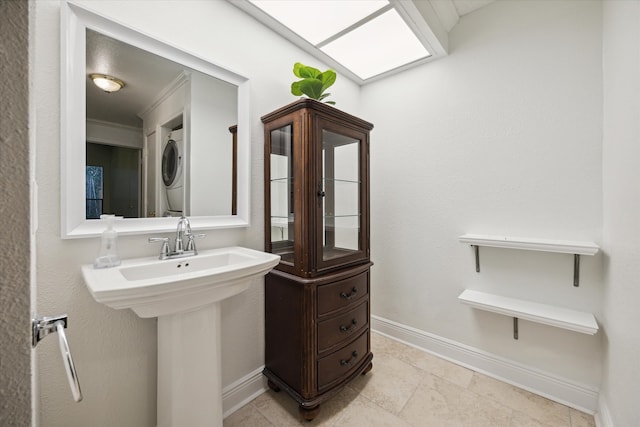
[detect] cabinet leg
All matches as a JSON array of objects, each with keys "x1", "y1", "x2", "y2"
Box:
[
  {"x1": 299, "y1": 405, "x2": 320, "y2": 421},
  {"x1": 362, "y1": 361, "x2": 373, "y2": 375},
  {"x1": 267, "y1": 380, "x2": 281, "y2": 392}
]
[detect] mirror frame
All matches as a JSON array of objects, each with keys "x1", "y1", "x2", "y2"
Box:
[{"x1": 61, "y1": 1, "x2": 251, "y2": 238}]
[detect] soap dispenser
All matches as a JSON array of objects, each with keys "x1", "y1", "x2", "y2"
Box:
[{"x1": 94, "y1": 214, "x2": 121, "y2": 268}]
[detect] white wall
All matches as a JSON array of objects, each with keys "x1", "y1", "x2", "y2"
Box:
[
  {"x1": 601, "y1": 1, "x2": 640, "y2": 425},
  {"x1": 362, "y1": 0, "x2": 603, "y2": 388},
  {"x1": 33, "y1": 1, "x2": 360, "y2": 425},
  {"x1": 86, "y1": 119, "x2": 143, "y2": 149}
]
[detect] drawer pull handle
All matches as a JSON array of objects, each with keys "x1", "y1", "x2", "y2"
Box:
[
  {"x1": 339, "y1": 319, "x2": 358, "y2": 333},
  {"x1": 340, "y1": 351, "x2": 359, "y2": 367},
  {"x1": 340, "y1": 287, "x2": 358, "y2": 300}
]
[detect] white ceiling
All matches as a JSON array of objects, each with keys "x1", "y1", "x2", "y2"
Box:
[
  {"x1": 452, "y1": 0, "x2": 496, "y2": 16},
  {"x1": 86, "y1": 0, "x2": 495, "y2": 128},
  {"x1": 86, "y1": 29, "x2": 186, "y2": 128}
]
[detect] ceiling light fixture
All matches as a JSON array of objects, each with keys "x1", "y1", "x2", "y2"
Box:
[{"x1": 90, "y1": 73, "x2": 125, "y2": 93}]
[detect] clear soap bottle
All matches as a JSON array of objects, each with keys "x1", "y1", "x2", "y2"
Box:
[{"x1": 94, "y1": 214, "x2": 121, "y2": 268}]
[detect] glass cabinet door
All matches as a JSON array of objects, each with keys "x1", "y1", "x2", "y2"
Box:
[
  {"x1": 263, "y1": 100, "x2": 372, "y2": 276},
  {"x1": 269, "y1": 125, "x2": 294, "y2": 265},
  {"x1": 318, "y1": 127, "x2": 365, "y2": 269}
]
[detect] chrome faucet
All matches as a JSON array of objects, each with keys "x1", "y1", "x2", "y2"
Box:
[
  {"x1": 149, "y1": 216, "x2": 205, "y2": 260},
  {"x1": 175, "y1": 216, "x2": 190, "y2": 253}
]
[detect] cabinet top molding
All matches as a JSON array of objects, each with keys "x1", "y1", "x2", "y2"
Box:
[
  {"x1": 459, "y1": 234, "x2": 599, "y2": 256},
  {"x1": 260, "y1": 98, "x2": 374, "y2": 130}
]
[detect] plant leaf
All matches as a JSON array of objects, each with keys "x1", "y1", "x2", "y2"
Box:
[
  {"x1": 319, "y1": 70, "x2": 336, "y2": 92},
  {"x1": 325, "y1": 101, "x2": 336, "y2": 105},
  {"x1": 294, "y1": 62, "x2": 321, "y2": 79},
  {"x1": 291, "y1": 81, "x2": 303, "y2": 96},
  {"x1": 297, "y1": 78, "x2": 324, "y2": 100},
  {"x1": 293, "y1": 62, "x2": 305, "y2": 78},
  {"x1": 303, "y1": 65, "x2": 322, "y2": 79}
]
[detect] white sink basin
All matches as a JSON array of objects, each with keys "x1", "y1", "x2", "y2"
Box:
[{"x1": 82, "y1": 246, "x2": 280, "y2": 318}]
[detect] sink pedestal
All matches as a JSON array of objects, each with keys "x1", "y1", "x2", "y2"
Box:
[{"x1": 157, "y1": 303, "x2": 223, "y2": 427}]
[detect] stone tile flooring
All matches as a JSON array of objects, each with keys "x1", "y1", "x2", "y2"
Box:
[{"x1": 224, "y1": 332, "x2": 595, "y2": 427}]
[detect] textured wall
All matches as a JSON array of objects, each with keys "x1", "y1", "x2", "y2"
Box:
[
  {"x1": 601, "y1": 1, "x2": 640, "y2": 425},
  {"x1": 362, "y1": 0, "x2": 603, "y2": 387},
  {"x1": 0, "y1": 0, "x2": 32, "y2": 424}
]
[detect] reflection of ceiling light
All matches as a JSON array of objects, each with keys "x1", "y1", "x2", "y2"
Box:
[{"x1": 90, "y1": 74, "x2": 125, "y2": 93}]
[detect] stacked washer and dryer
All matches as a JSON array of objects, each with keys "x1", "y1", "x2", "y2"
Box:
[{"x1": 161, "y1": 128, "x2": 184, "y2": 216}]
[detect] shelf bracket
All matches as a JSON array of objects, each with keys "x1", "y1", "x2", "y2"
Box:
[
  {"x1": 472, "y1": 245, "x2": 480, "y2": 273},
  {"x1": 470, "y1": 244, "x2": 582, "y2": 287},
  {"x1": 513, "y1": 317, "x2": 519, "y2": 340}
]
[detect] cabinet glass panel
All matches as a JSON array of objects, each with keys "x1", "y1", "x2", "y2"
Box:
[
  {"x1": 321, "y1": 130, "x2": 360, "y2": 261},
  {"x1": 270, "y1": 125, "x2": 294, "y2": 263}
]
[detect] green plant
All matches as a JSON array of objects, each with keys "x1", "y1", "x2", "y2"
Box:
[{"x1": 291, "y1": 62, "x2": 336, "y2": 105}]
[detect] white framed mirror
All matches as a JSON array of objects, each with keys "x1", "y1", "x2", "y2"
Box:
[{"x1": 61, "y1": 1, "x2": 251, "y2": 238}]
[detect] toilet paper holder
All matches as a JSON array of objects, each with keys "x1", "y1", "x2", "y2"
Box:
[{"x1": 32, "y1": 314, "x2": 83, "y2": 402}]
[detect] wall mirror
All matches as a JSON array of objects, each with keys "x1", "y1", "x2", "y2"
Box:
[{"x1": 61, "y1": 1, "x2": 250, "y2": 238}]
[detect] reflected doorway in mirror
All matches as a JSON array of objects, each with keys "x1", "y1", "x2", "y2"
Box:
[{"x1": 162, "y1": 128, "x2": 185, "y2": 217}]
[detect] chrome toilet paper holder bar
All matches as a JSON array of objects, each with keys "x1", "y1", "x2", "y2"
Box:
[{"x1": 32, "y1": 314, "x2": 83, "y2": 402}]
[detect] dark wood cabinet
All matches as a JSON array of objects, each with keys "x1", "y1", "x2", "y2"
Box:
[{"x1": 262, "y1": 99, "x2": 373, "y2": 420}]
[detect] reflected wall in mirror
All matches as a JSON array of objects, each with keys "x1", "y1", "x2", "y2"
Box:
[
  {"x1": 86, "y1": 30, "x2": 237, "y2": 220},
  {"x1": 62, "y1": 2, "x2": 251, "y2": 237}
]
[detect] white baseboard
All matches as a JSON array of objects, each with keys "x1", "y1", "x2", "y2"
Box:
[
  {"x1": 220, "y1": 317, "x2": 607, "y2": 420},
  {"x1": 594, "y1": 395, "x2": 613, "y2": 427},
  {"x1": 222, "y1": 366, "x2": 267, "y2": 418},
  {"x1": 371, "y1": 315, "x2": 599, "y2": 414}
]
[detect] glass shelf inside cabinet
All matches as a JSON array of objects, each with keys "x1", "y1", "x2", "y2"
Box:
[{"x1": 270, "y1": 124, "x2": 294, "y2": 264}]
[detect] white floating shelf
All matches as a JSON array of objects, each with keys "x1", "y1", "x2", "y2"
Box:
[
  {"x1": 458, "y1": 234, "x2": 599, "y2": 256},
  {"x1": 459, "y1": 289, "x2": 598, "y2": 335}
]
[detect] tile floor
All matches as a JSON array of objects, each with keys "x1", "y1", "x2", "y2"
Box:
[{"x1": 224, "y1": 332, "x2": 595, "y2": 427}]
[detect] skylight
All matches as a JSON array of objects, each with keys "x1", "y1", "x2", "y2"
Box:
[
  {"x1": 249, "y1": 0, "x2": 388, "y2": 45},
  {"x1": 246, "y1": 0, "x2": 432, "y2": 82}
]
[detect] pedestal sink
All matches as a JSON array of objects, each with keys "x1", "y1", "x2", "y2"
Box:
[{"x1": 82, "y1": 246, "x2": 280, "y2": 427}]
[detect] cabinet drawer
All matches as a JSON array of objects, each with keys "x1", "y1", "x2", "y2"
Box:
[
  {"x1": 318, "y1": 301, "x2": 368, "y2": 353},
  {"x1": 317, "y1": 331, "x2": 368, "y2": 390},
  {"x1": 317, "y1": 272, "x2": 368, "y2": 316}
]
